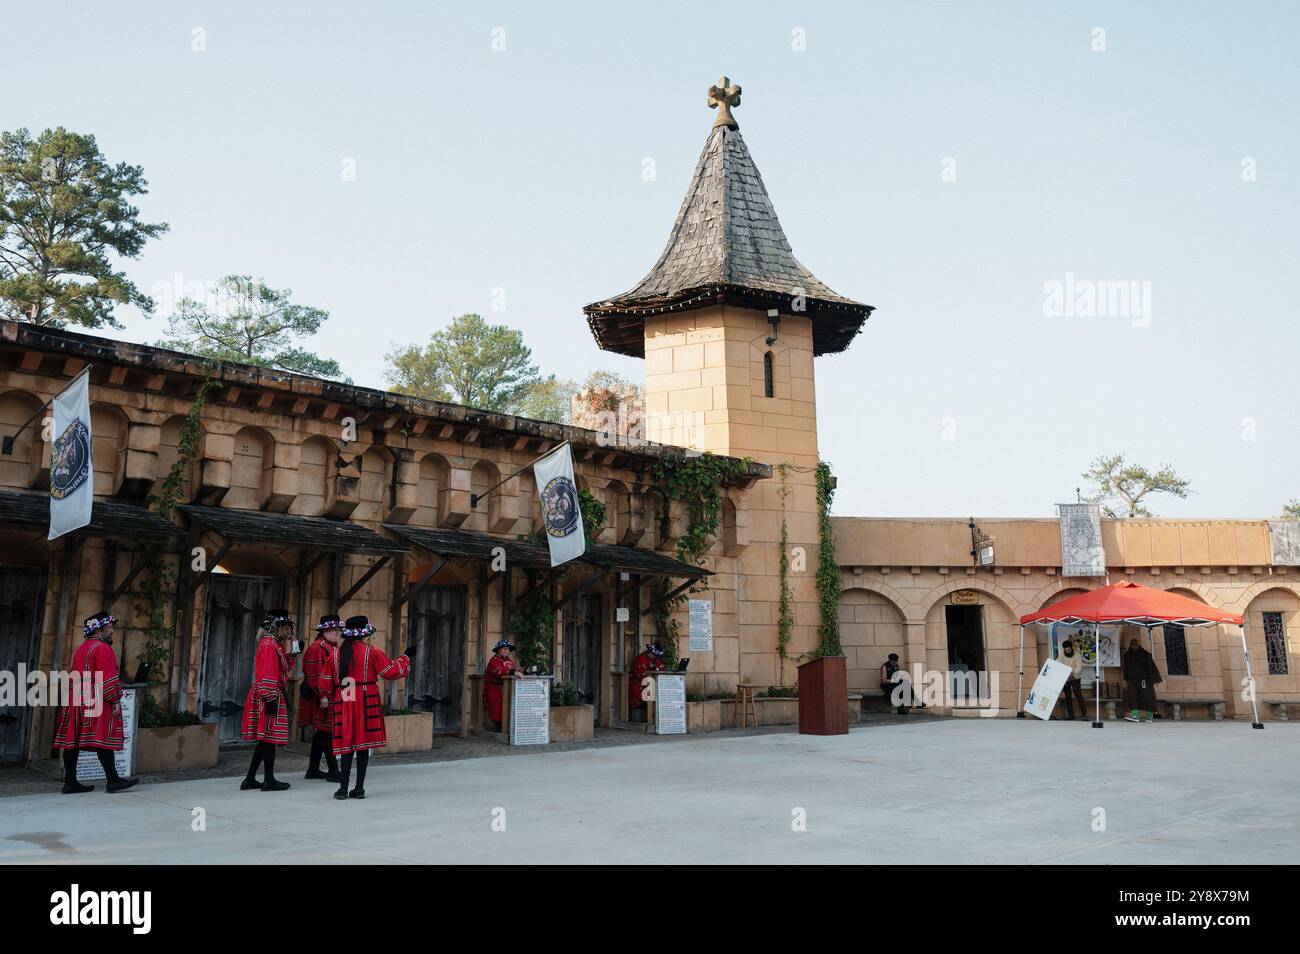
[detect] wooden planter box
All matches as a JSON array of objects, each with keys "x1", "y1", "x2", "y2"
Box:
[
  {"x1": 686, "y1": 700, "x2": 722, "y2": 732},
  {"x1": 379, "y1": 713, "x2": 434, "y2": 754},
  {"x1": 797, "y1": 656, "x2": 849, "y2": 735},
  {"x1": 135, "y1": 724, "x2": 219, "y2": 774},
  {"x1": 549, "y1": 705, "x2": 594, "y2": 743}
]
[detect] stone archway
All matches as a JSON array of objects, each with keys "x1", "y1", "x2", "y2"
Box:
[{"x1": 839, "y1": 587, "x2": 907, "y2": 694}]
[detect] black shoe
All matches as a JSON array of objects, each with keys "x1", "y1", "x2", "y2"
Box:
[
  {"x1": 325, "y1": 770, "x2": 342, "y2": 783},
  {"x1": 333, "y1": 788, "x2": 349, "y2": 800},
  {"x1": 304, "y1": 769, "x2": 328, "y2": 780},
  {"x1": 61, "y1": 781, "x2": 94, "y2": 794},
  {"x1": 261, "y1": 779, "x2": 291, "y2": 792},
  {"x1": 348, "y1": 788, "x2": 365, "y2": 799},
  {"x1": 240, "y1": 777, "x2": 262, "y2": 791},
  {"x1": 106, "y1": 777, "x2": 138, "y2": 794}
]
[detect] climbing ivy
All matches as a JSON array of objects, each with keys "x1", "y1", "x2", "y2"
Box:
[
  {"x1": 578, "y1": 486, "x2": 605, "y2": 546},
  {"x1": 814, "y1": 460, "x2": 843, "y2": 658},
  {"x1": 648, "y1": 452, "x2": 750, "y2": 665},
  {"x1": 776, "y1": 464, "x2": 794, "y2": 682},
  {"x1": 508, "y1": 580, "x2": 555, "y2": 673},
  {"x1": 137, "y1": 378, "x2": 215, "y2": 727}
]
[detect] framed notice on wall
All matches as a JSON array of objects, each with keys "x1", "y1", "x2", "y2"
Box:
[
  {"x1": 77, "y1": 686, "x2": 138, "y2": 780},
  {"x1": 688, "y1": 599, "x2": 712, "y2": 651}
]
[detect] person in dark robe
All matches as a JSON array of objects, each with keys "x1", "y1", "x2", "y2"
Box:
[
  {"x1": 330, "y1": 615, "x2": 415, "y2": 800},
  {"x1": 240, "y1": 610, "x2": 297, "y2": 791},
  {"x1": 1122, "y1": 637, "x2": 1162, "y2": 723},
  {"x1": 300, "y1": 614, "x2": 342, "y2": 781},
  {"x1": 483, "y1": 640, "x2": 518, "y2": 731},
  {"x1": 53, "y1": 612, "x2": 138, "y2": 794},
  {"x1": 629, "y1": 640, "x2": 665, "y2": 721}
]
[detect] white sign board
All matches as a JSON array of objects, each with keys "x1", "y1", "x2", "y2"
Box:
[
  {"x1": 1023, "y1": 659, "x2": 1072, "y2": 721},
  {"x1": 654, "y1": 673, "x2": 687, "y2": 735},
  {"x1": 1058, "y1": 503, "x2": 1106, "y2": 576},
  {"x1": 688, "y1": 599, "x2": 712, "y2": 652},
  {"x1": 76, "y1": 686, "x2": 137, "y2": 779},
  {"x1": 615, "y1": 606, "x2": 630, "y2": 623},
  {"x1": 508, "y1": 676, "x2": 550, "y2": 746}
]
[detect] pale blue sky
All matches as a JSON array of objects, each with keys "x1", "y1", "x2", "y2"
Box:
[{"x1": 10, "y1": 1, "x2": 1298, "y2": 518}]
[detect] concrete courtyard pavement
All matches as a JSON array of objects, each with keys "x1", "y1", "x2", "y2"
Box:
[{"x1": 1, "y1": 719, "x2": 1295, "y2": 864}]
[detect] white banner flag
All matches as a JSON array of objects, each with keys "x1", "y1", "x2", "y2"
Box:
[
  {"x1": 49, "y1": 371, "x2": 94, "y2": 540},
  {"x1": 533, "y1": 443, "x2": 585, "y2": 567},
  {"x1": 1058, "y1": 502, "x2": 1105, "y2": 576}
]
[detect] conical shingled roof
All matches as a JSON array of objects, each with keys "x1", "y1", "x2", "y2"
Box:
[{"x1": 585, "y1": 123, "x2": 872, "y2": 357}]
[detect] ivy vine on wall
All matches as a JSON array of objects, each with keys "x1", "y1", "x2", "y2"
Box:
[
  {"x1": 137, "y1": 377, "x2": 215, "y2": 727},
  {"x1": 776, "y1": 463, "x2": 794, "y2": 682}
]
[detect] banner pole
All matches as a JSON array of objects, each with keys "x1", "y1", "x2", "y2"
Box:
[
  {"x1": 1016, "y1": 624, "x2": 1025, "y2": 718},
  {"x1": 1240, "y1": 624, "x2": 1264, "y2": 729},
  {"x1": 1092, "y1": 622, "x2": 1103, "y2": 728}
]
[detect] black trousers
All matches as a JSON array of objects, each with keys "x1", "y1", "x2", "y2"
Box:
[
  {"x1": 1060, "y1": 677, "x2": 1087, "y2": 718},
  {"x1": 63, "y1": 748, "x2": 118, "y2": 782}
]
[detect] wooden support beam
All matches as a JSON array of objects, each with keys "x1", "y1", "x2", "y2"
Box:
[
  {"x1": 145, "y1": 373, "x2": 166, "y2": 391},
  {"x1": 224, "y1": 387, "x2": 242, "y2": 403},
  {"x1": 337, "y1": 555, "x2": 391, "y2": 607},
  {"x1": 256, "y1": 392, "x2": 275, "y2": 409},
  {"x1": 109, "y1": 551, "x2": 150, "y2": 603},
  {"x1": 411, "y1": 419, "x2": 428, "y2": 436},
  {"x1": 188, "y1": 537, "x2": 232, "y2": 593},
  {"x1": 552, "y1": 568, "x2": 609, "y2": 610},
  {"x1": 19, "y1": 351, "x2": 42, "y2": 371},
  {"x1": 322, "y1": 403, "x2": 340, "y2": 420},
  {"x1": 108, "y1": 366, "x2": 128, "y2": 386},
  {"x1": 641, "y1": 577, "x2": 697, "y2": 617},
  {"x1": 63, "y1": 357, "x2": 85, "y2": 378},
  {"x1": 291, "y1": 398, "x2": 310, "y2": 415},
  {"x1": 395, "y1": 557, "x2": 446, "y2": 609}
]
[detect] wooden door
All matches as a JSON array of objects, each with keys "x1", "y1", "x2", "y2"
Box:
[
  {"x1": 199, "y1": 575, "x2": 285, "y2": 743},
  {"x1": 406, "y1": 585, "x2": 467, "y2": 734},
  {"x1": 563, "y1": 594, "x2": 603, "y2": 713},
  {"x1": 0, "y1": 567, "x2": 45, "y2": 762}
]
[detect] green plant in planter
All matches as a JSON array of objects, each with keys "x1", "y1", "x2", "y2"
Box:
[
  {"x1": 813, "y1": 460, "x2": 844, "y2": 658},
  {"x1": 550, "y1": 680, "x2": 581, "y2": 707},
  {"x1": 137, "y1": 707, "x2": 203, "y2": 729}
]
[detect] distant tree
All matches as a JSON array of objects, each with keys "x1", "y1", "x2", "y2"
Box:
[
  {"x1": 384, "y1": 313, "x2": 540, "y2": 412},
  {"x1": 0, "y1": 127, "x2": 168, "y2": 328},
  {"x1": 515, "y1": 375, "x2": 579, "y2": 423},
  {"x1": 1081, "y1": 453, "x2": 1192, "y2": 517},
  {"x1": 1282, "y1": 499, "x2": 1300, "y2": 519},
  {"x1": 156, "y1": 275, "x2": 346, "y2": 379}
]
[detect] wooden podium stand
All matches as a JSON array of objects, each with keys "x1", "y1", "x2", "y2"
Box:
[{"x1": 797, "y1": 656, "x2": 848, "y2": 735}]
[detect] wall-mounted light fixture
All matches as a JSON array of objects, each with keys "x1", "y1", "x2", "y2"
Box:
[{"x1": 765, "y1": 308, "x2": 781, "y2": 346}]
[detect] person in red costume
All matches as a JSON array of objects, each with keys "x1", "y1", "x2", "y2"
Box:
[
  {"x1": 239, "y1": 610, "x2": 297, "y2": 792},
  {"x1": 629, "y1": 640, "x2": 666, "y2": 721},
  {"x1": 300, "y1": 614, "x2": 342, "y2": 782},
  {"x1": 53, "y1": 611, "x2": 138, "y2": 794},
  {"x1": 483, "y1": 639, "x2": 518, "y2": 731},
  {"x1": 330, "y1": 615, "x2": 415, "y2": 800}
]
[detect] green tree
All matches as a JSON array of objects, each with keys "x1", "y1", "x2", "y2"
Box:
[
  {"x1": 1081, "y1": 453, "x2": 1192, "y2": 518},
  {"x1": 156, "y1": 275, "x2": 346, "y2": 379},
  {"x1": 0, "y1": 127, "x2": 168, "y2": 328},
  {"x1": 515, "y1": 374, "x2": 578, "y2": 423},
  {"x1": 1282, "y1": 500, "x2": 1300, "y2": 519},
  {"x1": 385, "y1": 313, "x2": 540, "y2": 412}
]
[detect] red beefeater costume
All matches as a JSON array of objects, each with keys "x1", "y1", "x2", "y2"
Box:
[
  {"x1": 242, "y1": 634, "x2": 292, "y2": 745},
  {"x1": 331, "y1": 642, "x2": 411, "y2": 755},
  {"x1": 53, "y1": 635, "x2": 124, "y2": 751},
  {"x1": 297, "y1": 633, "x2": 337, "y2": 731},
  {"x1": 629, "y1": 648, "x2": 664, "y2": 709},
  {"x1": 483, "y1": 650, "x2": 518, "y2": 722}
]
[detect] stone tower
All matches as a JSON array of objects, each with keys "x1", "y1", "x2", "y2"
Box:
[{"x1": 584, "y1": 77, "x2": 873, "y2": 686}]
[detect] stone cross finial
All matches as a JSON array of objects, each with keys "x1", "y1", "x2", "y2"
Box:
[{"x1": 708, "y1": 76, "x2": 742, "y2": 129}]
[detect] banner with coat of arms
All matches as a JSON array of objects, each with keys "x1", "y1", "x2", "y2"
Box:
[
  {"x1": 1058, "y1": 502, "x2": 1105, "y2": 576},
  {"x1": 49, "y1": 370, "x2": 94, "y2": 540},
  {"x1": 533, "y1": 443, "x2": 585, "y2": 567}
]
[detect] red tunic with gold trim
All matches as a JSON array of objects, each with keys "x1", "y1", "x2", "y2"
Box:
[
  {"x1": 297, "y1": 635, "x2": 337, "y2": 731},
  {"x1": 331, "y1": 643, "x2": 411, "y2": 755},
  {"x1": 629, "y1": 651, "x2": 663, "y2": 709},
  {"x1": 241, "y1": 636, "x2": 292, "y2": 745},
  {"x1": 53, "y1": 637, "x2": 124, "y2": 751},
  {"x1": 483, "y1": 654, "x2": 518, "y2": 722}
]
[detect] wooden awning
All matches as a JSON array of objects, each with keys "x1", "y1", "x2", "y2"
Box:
[
  {"x1": 179, "y1": 505, "x2": 408, "y2": 555},
  {"x1": 0, "y1": 490, "x2": 181, "y2": 540}
]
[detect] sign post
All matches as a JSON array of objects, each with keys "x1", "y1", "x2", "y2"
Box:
[
  {"x1": 653, "y1": 672, "x2": 687, "y2": 735},
  {"x1": 508, "y1": 675, "x2": 552, "y2": 746}
]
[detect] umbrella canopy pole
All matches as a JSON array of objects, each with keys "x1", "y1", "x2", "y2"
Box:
[
  {"x1": 1239, "y1": 624, "x2": 1265, "y2": 729},
  {"x1": 1016, "y1": 624, "x2": 1026, "y2": 718},
  {"x1": 1092, "y1": 622, "x2": 1103, "y2": 728}
]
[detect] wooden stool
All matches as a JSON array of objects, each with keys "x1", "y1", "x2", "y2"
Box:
[{"x1": 734, "y1": 684, "x2": 758, "y2": 728}]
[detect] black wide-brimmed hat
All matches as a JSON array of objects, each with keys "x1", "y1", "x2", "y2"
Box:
[
  {"x1": 343, "y1": 615, "x2": 375, "y2": 639},
  {"x1": 649, "y1": 642, "x2": 665, "y2": 657},
  {"x1": 83, "y1": 611, "x2": 116, "y2": 637},
  {"x1": 316, "y1": 614, "x2": 343, "y2": 632},
  {"x1": 493, "y1": 639, "x2": 515, "y2": 651},
  {"x1": 263, "y1": 609, "x2": 294, "y2": 630}
]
